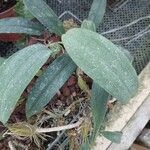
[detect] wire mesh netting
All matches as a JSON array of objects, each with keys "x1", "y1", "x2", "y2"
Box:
[
  {"x1": 0, "y1": 42, "x2": 17, "y2": 57},
  {"x1": 47, "y1": 0, "x2": 150, "y2": 74},
  {"x1": 0, "y1": 0, "x2": 149, "y2": 73}
]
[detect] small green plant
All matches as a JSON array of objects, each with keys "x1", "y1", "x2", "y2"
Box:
[{"x1": 0, "y1": 0, "x2": 138, "y2": 149}]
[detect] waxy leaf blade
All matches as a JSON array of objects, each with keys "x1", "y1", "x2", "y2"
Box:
[
  {"x1": 26, "y1": 54, "x2": 77, "y2": 117},
  {"x1": 88, "y1": 0, "x2": 107, "y2": 27},
  {"x1": 0, "y1": 17, "x2": 43, "y2": 35},
  {"x1": 23, "y1": 0, "x2": 65, "y2": 35},
  {"x1": 91, "y1": 83, "x2": 109, "y2": 141},
  {"x1": 0, "y1": 44, "x2": 51, "y2": 124},
  {"x1": 102, "y1": 131, "x2": 122, "y2": 143},
  {"x1": 62, "y1": 28, "x2": 138, "y2": 102}
]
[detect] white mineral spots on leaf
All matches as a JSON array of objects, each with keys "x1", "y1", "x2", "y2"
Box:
[
  {"x1": 0, "y1": 44, "x2": 51, "y2": 123},
  {"x1": 62, "y1": 28, "x2": 138, "y2": 102}
]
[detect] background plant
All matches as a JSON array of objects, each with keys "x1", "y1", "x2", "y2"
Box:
[{"x1": 0, "y1": 0, "x2": 138, "y2": 149}]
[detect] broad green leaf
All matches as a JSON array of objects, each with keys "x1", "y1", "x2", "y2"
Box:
[
  {"x1": 26, "y1": 54, "x2": 77, "y2": 117},
  {"x1": 0, "y1": 17, "x2": 43, "y2": 35},
  {"x1": 102, "y1": 131, "x2": 122, "y2": 143},
  {"x1": 0, "y1": 57, "x2": 5, "y2": 65},
  {"x1": 88, "y1": 0, "x2": 107, "y2": 27},
  {"x1": 62, "y1": 28, "x2": 138, "y2": 102},
  {"x1": 81, "y1": 20, "x2": 96, "y2": 32},
  {"x1": 0, "y1": 44, "x2": 51, "y2": 124},
  {"x1": 23, "y1": 0, "x2": 65, "y2": 35},
  {"x1": 90, "y1": 83, "x2": 109, "y2": 142},
  {"x1": 15, "y1": 0, "x2": 34, "y2": 19}
]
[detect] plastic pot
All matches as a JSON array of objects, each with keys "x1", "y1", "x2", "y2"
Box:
[{"x1": 0, "y1": 5, "x2": 22, "y2": 42}]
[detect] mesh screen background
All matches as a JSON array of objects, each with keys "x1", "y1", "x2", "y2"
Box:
[
  {"x1": 46, "y1": 0, "x2": 150, "y2": 74},
  {"x1": 0, "y1": 0, "x2": 149, "y2": 73}
]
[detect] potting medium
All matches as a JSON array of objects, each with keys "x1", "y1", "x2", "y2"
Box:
[{"x1": 45, "y1": 0, "x2": 150, "y2": 149}]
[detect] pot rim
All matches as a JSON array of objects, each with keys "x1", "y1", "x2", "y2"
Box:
[{"x1": 0, "y1": 4, "x2": 16, "y2": 16}]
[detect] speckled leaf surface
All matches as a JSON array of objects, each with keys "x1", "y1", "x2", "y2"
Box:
[
  {"x1": 88, "y1": 0, "x2": 106, "y2": 27},
  {"x1": 62, "y1": 28, "x2": 138, "y2": 102},
  {"x1": 81, "y1": 17, "x2": 109, "y2": 144},
  {"x1": 26, "y1": 54, "x2": 77, "y2": 117},
  {"x1": 91, "y1": 83, "x2": 109, "y2": 141},
  {"x1": 23, "y1": 0, "x2": 65, "y2": 35},
  {"x1": 0, "y1": 17, "x2": 43, "y2": 35},
  {"x1": 0, "y1": 44, "x2": 51, "y2": 124}
]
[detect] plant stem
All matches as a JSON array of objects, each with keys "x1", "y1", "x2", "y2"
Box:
[
  {"x1": 36, "y1": 118, "x2": 83, "y2": 133},
  {"x1": 62, "y1": 97, "x2": 86, "y2": 116}
]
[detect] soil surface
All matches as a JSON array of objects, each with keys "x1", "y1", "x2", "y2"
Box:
[{"x1": 0, "y1": 0, "x2": 16, "y2": 13}]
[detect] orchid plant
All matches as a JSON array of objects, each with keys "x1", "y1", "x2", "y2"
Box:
[{"x1": 0, "y1": 0, "x2": 138, "y2": 149}]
